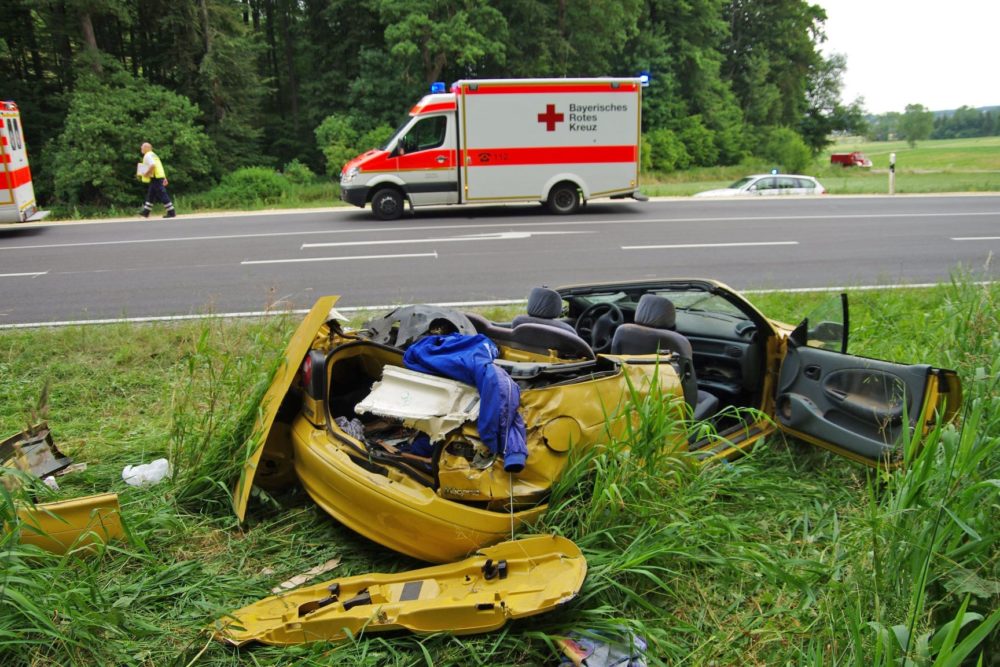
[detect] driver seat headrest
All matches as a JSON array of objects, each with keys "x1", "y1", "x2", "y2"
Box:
[
  {"x1": 634, "y1": 294, "x2": 676, "y2": 330},
  {"x1": 512, "y1": 287, "x2": 576, "y2": 333},
  {"x1": 526, "y1": 287, "x2": 563, "y2": 319}
]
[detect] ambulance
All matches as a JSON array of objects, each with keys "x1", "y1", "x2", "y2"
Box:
[
  {"x1": 340, "y1": 78, "x2": 646, "y2": 220},
  {"x1": 0, "y1": 101, "x2": 48, "y2": 223}
]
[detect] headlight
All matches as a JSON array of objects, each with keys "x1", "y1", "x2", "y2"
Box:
[{"x1": 341, "y1": 167, "x2": 360, "y2": 185}]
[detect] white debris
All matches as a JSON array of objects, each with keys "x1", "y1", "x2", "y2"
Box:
[
  {"x1": 271, "y1": 558, "x2": 342, "y2": 594},
  {"x1": 122, "y1": 458, "x2": 171, "y2": 486}
]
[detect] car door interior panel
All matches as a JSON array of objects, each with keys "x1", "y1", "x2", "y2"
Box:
[{"x1": 776, "y1": 344, "x2": 930, "y2": 461}]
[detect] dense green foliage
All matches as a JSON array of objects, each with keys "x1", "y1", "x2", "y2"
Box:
[
  {"x1": 2, "y1": 0, "x2": 864, "y2": 207},
  {"x1": 47, "y1": 70, "x2": 214, "y2": 207},
  {"x1": 866, "y1": 105, "x2": 1000, "y2": 144},
  {"x1": 1, "y1": 279, "x2": 997, "y2": 664}
]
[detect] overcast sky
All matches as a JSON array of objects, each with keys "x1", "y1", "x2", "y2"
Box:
[{"x1": 815, "y1": 0, "x2": 999, "y2": 114}]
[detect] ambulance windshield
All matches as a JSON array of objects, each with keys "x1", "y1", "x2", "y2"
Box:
[{"x1": 380, "y1": 117, "x2": 413, "y2": 151}]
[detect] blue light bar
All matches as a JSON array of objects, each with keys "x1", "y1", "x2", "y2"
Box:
[
  {"x1": 430, "y1": 82, "x2": 446, "y2": 94},
  {"x1": 639, "y1": 71, "x2": 650, "y2": 87}
]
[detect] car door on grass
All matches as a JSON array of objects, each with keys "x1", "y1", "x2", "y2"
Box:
[{"x1": 774, "y1": 294, "x2": 962, "y2": 466}]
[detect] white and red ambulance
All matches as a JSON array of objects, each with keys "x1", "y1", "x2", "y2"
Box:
[
  {"x1": 340, "y1": 78, "x2": 645, "y2": 220},
  {"x1": 0, "y1": 101, "x2": 48, "y2": 223}
]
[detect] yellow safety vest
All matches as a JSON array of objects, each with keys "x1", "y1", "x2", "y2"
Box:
[{"x1": 141, "y1": 152, "x2": 167, "y2": 183}]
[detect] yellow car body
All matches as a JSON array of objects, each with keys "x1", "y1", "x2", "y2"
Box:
[{"x1": 235, "y1": 280, "x2": 961, "y2": 563}]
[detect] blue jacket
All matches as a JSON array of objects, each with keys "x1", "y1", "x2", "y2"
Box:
[{"x1": 403, "y1": 334, "x2": 527, "y2": 472}]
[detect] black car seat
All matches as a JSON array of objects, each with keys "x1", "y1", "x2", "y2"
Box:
[
  {"x1": 466, "y1": 312, "x2": 593, "y2": 360},
  {"x1": 512, "y1": 287, "x2": 577, "y2": 333},
  {"x1": 510, "y1": 323, "x2": 595, "y2": 360},
  {"x1": 610, "y1": 294, "x2": 719, "y2": 421}
]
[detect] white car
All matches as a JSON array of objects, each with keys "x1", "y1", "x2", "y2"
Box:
[{"x1": 694, "y1": 174, "x2": 826, "y2": 197}]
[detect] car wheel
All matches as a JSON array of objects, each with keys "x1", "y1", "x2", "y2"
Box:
[
  {"x1": 371, "y1": 188, "x2": 405, "y2": 221},
  {"x1": 547, "y1": 183, "x2": 581, "y2": 215}
]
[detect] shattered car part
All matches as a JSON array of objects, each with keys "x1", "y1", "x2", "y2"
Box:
[
  {"x1": 11, "y1": 493, "x2": 124, "y2": 554},
  {"x1": 355, "y1": 365, "x2": 481, "y2": 442},
  {"x1": 361, "y1": 305, "x2": 477, "y2": 349},
  {"x1": 214, "y1": 534, "x2": 585, "y2": 647},
  {"x1": 1, "y1": 423, "x2": 72, "y2": 489}
]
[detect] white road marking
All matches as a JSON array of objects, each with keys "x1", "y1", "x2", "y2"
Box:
[
  {"x1": 0, "y1": 298, "x2": 525, "y2": 330},
  {"x1": 952, "y1": 236, "x2": 1000, "y2": 241},
  {"x1": 2, "y1": 211, "x2": 997, "y2": 252},
  {"x1": 241, "y1": 252, "x2": 438, "y2": 265},
  {"x1": 622, "y1": 241, "x2": 798, "y2": 250},
  {"x1": 301, "y1": 230, "x2": 592, "y2": 249},
  {"x1": 0, "y1": 271, "x2": 47, "y2": 278},
  {"x1": 5, "y1": 283, "x2": 995, "y2": 330}
]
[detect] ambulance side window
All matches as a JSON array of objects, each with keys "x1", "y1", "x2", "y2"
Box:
[
  {"x1": 401, "y1": 116, "x2": 446, "y2": 153},
  {"x1": 15, "y1": 120, "x2": 23, "y2": 150}
]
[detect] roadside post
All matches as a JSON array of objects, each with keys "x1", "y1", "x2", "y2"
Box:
[{"x1": 889, "y1": 152, "x2": 896, "y2": 195}]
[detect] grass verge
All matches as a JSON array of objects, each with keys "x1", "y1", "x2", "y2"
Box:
[{"x1": 1, "y1": 278, "x2": 997, "y2": 665}]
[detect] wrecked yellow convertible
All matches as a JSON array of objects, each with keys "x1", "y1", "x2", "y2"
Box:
[{"x1": 235, "y1": 280, "x2": 961, "y2": 563}]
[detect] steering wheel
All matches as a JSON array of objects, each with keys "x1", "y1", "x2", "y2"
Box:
[{"x1": 575, "y1": 303, "x2": 624, "y2": 353}]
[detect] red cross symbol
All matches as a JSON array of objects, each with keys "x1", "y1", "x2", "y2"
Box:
[{"x1": 537, "y1": 104, "x2": 564, "y2": 131}]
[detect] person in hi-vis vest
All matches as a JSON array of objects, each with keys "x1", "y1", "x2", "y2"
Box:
[{"x1": 137, "y1": 142, "x2": 176, "y2": 218}]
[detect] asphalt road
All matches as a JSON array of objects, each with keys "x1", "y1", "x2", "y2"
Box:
[{"x1": 1, "y1": 195, "x2": 998, "y2": 326}]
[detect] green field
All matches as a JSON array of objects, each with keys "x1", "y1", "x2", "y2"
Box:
[
  {"x1": 642, "y1": 136, "x2": 1000, "y2": 197},
  {"x1": 2, "y1": 279, "x2": 998, "y2": 665}
]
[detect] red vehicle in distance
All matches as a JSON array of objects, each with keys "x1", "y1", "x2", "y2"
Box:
[{"x1": 830, "y1": 151, "x2": 873, "y2": 168}]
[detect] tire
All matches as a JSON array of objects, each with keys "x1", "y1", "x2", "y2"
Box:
[
  {"x1": 371, "y1": 188, "x2": 405, "y2": 221},
  {"x1": 546, "y1": 183, "x2": 581, "y2": 215}
]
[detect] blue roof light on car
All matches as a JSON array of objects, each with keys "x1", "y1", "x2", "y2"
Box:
[
  {"x1": 430, "y1": 82, "x2": 446, "y2": 94},
  {"x1": 771, "y1": 168, "x2": 779, "y2": 174}
]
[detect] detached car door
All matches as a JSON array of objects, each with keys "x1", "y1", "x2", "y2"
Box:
[{"x1": 774, "y1": 294, "x2": 962, "y2": 466}]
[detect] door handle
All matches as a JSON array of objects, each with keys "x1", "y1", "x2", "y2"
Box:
[
  {"x1": 804, "y1": 365, "x2": 821, "y2": 381},
  {"x1": 436, "y1": 156, "x2": 446, "y2": 164}
]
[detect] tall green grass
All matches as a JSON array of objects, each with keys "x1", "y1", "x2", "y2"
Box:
[{"x1": 1, "y1": 278, "x2": 997, "y2": 665}]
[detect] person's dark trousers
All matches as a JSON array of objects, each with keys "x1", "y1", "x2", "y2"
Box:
[{"x1": 141, "y1": 178, "x2": 176, "y2": 218}]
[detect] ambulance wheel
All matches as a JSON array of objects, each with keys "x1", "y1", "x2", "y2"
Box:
[
  {"x1": 371, "y1": 188, "x2": 405, "y2": 221},
  {"x1": 547, "y1": 183, "x2": 581, "y2": 215}
]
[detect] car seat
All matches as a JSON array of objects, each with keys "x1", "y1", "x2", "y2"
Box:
[
  {"x1": 512, "y1": 287, "x2": 577, "y2": 333},
  {"x1": 610, "y1": 294, "x2": 719, "y2": 421}
]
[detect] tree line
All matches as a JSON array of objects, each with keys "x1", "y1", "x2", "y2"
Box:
[
  {"x1": 865, "y1": 105, "x2": 999, "y2": 146},
  {"x1": 1, "y1": 0, "x2": 866, "y2": 207}
]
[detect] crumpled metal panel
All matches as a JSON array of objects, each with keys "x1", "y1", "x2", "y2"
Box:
[{"x1": 362, "y1": 305, "x2": 477, "y2": 349}]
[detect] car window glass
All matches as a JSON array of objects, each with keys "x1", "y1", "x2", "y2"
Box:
[
  {"x1": 756, "y1": 177, "x2": 777, "y2": 190},
  {"x1": 729, "y1": 177, "x2": 755, "y2": 189},
  {"x1": 777, "y1": 177, "x2": 796, "y2": 189},
  {"x1": 796, "y1": 294, "x2": 847, "y2": 352},
  {"x1": 578, "y1": 291, "x2": 627, "y2": 306},
  {"x1": 402, "y1": 116, "x2": 447, "y2": 153},
  {"x1": 652, "y1": 289, "x2": 747, "y2": 318}
]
